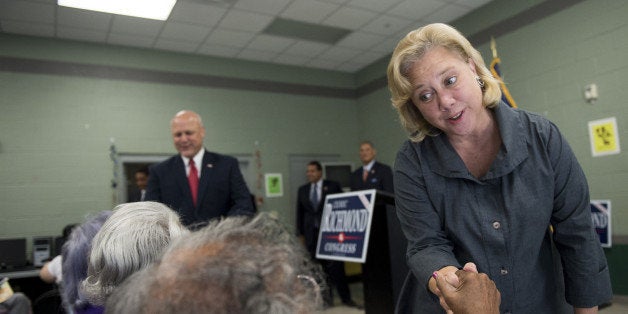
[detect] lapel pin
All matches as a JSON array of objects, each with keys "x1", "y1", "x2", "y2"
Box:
[{"x1": 207, "y1": 164, "x2": 213, "y2": 168}]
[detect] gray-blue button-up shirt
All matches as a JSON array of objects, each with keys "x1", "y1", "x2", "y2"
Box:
[{"x1": 394, "y1": 102, "x2": 611, "y2": 313}]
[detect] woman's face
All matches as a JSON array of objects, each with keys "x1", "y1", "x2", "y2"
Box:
[{"x1": 407, "y1": 46, "x2": 485, "y2": 139}]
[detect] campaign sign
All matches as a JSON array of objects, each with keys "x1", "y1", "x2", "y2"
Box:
[
  {"x1": 590, "y1": 200, "x2": 611, "y2": 248},
  {"x1": 315, "y1": 189, "x2": 376, "y2": 263}
]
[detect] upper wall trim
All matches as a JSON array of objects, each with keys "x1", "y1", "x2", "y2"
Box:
[{"x1": 0, "y1": 56, "x2": 356, "y2": 99}]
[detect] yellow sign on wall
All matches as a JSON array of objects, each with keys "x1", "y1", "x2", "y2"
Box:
[{"x1": 588, "y1": 117, "x2": 621, "y2": 157}]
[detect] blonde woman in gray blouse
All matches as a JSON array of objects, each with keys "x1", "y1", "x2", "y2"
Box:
[{"x1": 388, "y1": 23, "x2": 611, "y2": 313}]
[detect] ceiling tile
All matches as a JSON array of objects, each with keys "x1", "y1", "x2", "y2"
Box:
[
  {"x1": 154, "y1": 38, "x2": 199, "y2": 53},
  {"x1": 317, "y1": 45, "x2": 360, "y2": 63},
  {"x1": 336, "y1": 31, "x2": 385, "y2": 49},
  {"x1": 283, "y1": 40, "x2": 331, "y2": 58},
  {"x1": 351, "y1": 50, "x2": 385, "y2": 65},
  {"x1": 454, "y1": 0, "x2": 492, "y2": 9},
  {"x1": 397, "y1": 20, "x2": 426, "y2": 36},
  {"x1": 307, "y1": 58, "x2": 341, "y2": 70},
  {"x1": 160, "y1": 21, "x2": 211, "y2": 43},
  {"x1": 423, "y1": 3, "x2": 473, "y2": 24},
  {"x1": 361, "y1": 14, "x2": 413, "y2": 36},
  {"x1": 336, "y1": 61, "x2": 364, "y2": 72},
  {"x1": 346, "y1": 0, "x2": 402, "y2": 13},
  {"x1": 318, "y1": 0, "x2": 351, "y2": 4},
  {"x1": 387, "y1": 0, "x2": 444, "y2": 20},
  {"x1": 370, "y1": 35, "x2": 403, "y2": 53},
  {"x1": 237, "y1": 48, "x2": 279, "y2": 62},
  {"x1": 0, "y1": 20, "x2": 54, "y2": 37},
  {"x1": 0, "y1": 0, "x2": 493, "y2": 73},
  {"x1": 197, "y1": 43, "x2": 241, "y2": 58},
  {"x1": 57, "y1": 26, "x2": 107, "y2": 43},
  {"x1": 219, "y1": 9, "x2": 274, "y2": 33},
  {"x1": 110, "y1": 15, "x2": 164, "y2": 37},
  {"x1": 323, "y1": 6, "x2": 377, "y2": 30},
  {"x1": 57, "y1": 6, "x2": 111, "y2": 31},
  {"x1": 272, "y1": 53, "x2": 311, "y2": 67},
  {"x1": 0, "y1": 0, "x2": 55, "y2": 23},
  {"x1": 23, "y1": 0, "x2": 57, "y2": 4},
  {"x1": 280, "y1": 0, "x2": 340, "y2": 24},
  {"x1": 169, "y1": 1, "x2": 226, "y2": 27},
  {"x1": 206, "y1": 29, "x2": 255, "y2": 48},
  {"x1": 234, "y1": 0, "x2": 292, "y2": 15},
  {"x1": 107, "y1": 33, "x2": 155, "y2": 48},
  {"x1": 246, "y1": 34, "x2": 295, "y2": 53}
]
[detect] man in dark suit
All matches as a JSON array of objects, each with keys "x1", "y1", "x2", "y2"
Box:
[
  {"x1": 296, "y1": 161, "x2": 359, "y2": 308},
  {"x1": 349, "y1": 141, "x2": 395, "y2": 312},
  {"x1": 129, "y1": 167, "x2": 149, "y2": 202},
  {"x1": 349, "y1": 141, "x2": 393, "y2": 193},
  {"x1": 146, "y1": 110, "x2": 255, "y2": 229}
]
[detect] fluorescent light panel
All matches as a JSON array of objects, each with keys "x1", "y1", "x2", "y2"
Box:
[
  {"x1": 263, "y1": 18, "x2": 350, "y2": 45},
  {"x1": 58, "y1": 0, "x2": 176, "y2": 21}
]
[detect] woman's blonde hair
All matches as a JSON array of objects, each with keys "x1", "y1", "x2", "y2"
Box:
[{"x1": 387, "y1": 23, "x2": 502, "y2": 142}]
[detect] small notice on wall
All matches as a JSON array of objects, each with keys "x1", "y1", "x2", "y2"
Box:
[
  {"x1": 264, "y1": 173, "x2": 283, "y2": 197},
  {"x1": 588, "y1": 117, "x2": 621, "y2": 157}
]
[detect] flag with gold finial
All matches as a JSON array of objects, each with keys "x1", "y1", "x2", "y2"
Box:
[{"x1": 489, "y1": 37, "x2": 518, "y2": 108}]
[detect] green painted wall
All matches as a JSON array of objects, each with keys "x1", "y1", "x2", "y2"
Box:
[{"x1": 0, "y1": 34, "x2": 360, "y2": 244}]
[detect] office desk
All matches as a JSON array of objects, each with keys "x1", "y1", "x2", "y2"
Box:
[
  {"x1": 1, "y1": 268, "x2": 40, "y2": 279},
  {"x1": 1, "y1": 267, "x2": 54, "y2": 304}
]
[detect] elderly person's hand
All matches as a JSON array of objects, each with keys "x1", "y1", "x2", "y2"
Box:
[{"x1": 434, "y1": 263, "x2": 500, "y2": 314}]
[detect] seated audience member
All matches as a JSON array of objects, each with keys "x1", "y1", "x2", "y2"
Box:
[
  {"x1": 39, "y1": 255, "x2": 62, "y2": 285},
  {"x1": 105, "y1": 213, "x2": 324, "y2": 314},
  {"x1": 61, "y1": 211, "x2": 112, "y2": 312},
  {"x1": 80, "y1": 202, "x2": 188, "y2": 313},
  {"x1": 39, "y1": 223, "x2": 78, "y2": 284},
  {"x1": 0, "y1": 279, "x2": 32, "y2": 314},
  {"x1": 434, "y1": 263, "x2": 500, "y2": 314}
]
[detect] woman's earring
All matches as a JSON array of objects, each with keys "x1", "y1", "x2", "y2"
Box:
[{"x1": 476, "y1": 76, "x2": 485, "y2": 88}]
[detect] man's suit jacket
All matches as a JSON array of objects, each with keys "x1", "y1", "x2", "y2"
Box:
[
  {"x1": 128, "y1": 189, "x2": 145, "y2": 202},
  {"x1": 296, "y1": 179, "x2": 342, "y2": 255},
  {"x1": 349, "y1": 161, "x2": 394, "y2": 193},
  {"x1": 146, "y1": 150, "x2": 255, "y2": 228}
]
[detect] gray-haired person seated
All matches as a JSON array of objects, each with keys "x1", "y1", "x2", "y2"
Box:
[
  {"x1": 80, "y1": 201, "x2": 188, "y2": 313},
  {"x1": 61, "y1": 210, "x2": 112, "y2": 312},
  {"x1": 105, "y1": 213, "x2": 325, "y2": 314}
]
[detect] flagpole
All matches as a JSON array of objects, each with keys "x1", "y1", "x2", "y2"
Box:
[
  {"x1": 490, "y1": 36, "x2": 497, "y2": 59},
  {"x1": 489, "y1": 37, "x2": 518, "y2": 108}
]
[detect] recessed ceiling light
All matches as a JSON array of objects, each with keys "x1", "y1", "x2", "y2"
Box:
[
  {"x1": 263, "y1": 18, "x2": 350, "y2": 45},
  {"x1": 58, "y1": 0, "x2": 177, "y2": 21}
]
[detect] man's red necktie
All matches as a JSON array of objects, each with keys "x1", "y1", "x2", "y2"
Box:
[{"x1": 188, "y1": 159, "x2": 199, "y2": 207}]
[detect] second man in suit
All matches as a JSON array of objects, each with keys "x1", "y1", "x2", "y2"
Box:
[
  {"x1": 350, "y1": 141, "x2": 394, "y2": 193},
  {"x1": 296, "y1": 161, "x2": 359, "y2": 309},
  {"x1": 146, "y1": 110, "x2": 255, "y2": 229}
]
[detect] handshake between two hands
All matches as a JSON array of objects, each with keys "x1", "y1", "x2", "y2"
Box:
[{"x1": 431, "y1": 262, "x2": 501, "y2": 314}]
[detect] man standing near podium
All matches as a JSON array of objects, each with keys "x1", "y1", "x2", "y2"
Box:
[
  {"x1": 350, "y1": 141, "x2": 396, "y2": 313},
  {"x1": 350, "y1": 141, "x2": 393, "y2": 193},
  {"x1": 296, "y1": 161, "x2": 359, "y2": 308}
]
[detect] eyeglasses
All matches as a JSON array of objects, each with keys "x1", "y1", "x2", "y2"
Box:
[{"x1": 298, "y1": 274, "x2": 322, "y2": 305}]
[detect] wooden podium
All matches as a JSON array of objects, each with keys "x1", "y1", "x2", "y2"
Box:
[{"x1": 361, "y1": 190, "x2": 408, "y2": 314}]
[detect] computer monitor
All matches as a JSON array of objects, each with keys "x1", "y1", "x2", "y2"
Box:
[{"x1": 0, "y1": 238, "x2": 27, "y2": 269}]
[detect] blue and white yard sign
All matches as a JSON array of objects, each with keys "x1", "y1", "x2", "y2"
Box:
[{"x1": 316, "y1": 189, "x2": 376, "y2": 263}]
